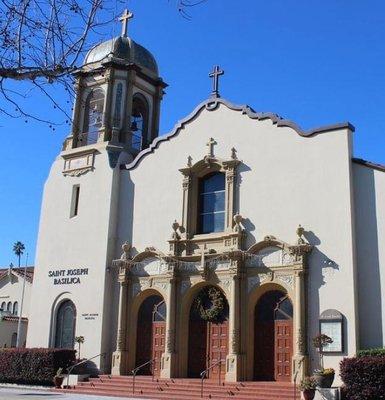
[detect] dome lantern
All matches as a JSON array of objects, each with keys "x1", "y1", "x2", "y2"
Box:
[{"x1": 63, "y1": 9, "x2": 167, "y2": 156}]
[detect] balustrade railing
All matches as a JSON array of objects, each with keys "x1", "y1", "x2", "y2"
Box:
[
  {"x1": 200, "y1": 359, "x2": 224, "y2": 398},
  {"x1": 131, "y1": 358, "x2": 155, "y2": 394}
]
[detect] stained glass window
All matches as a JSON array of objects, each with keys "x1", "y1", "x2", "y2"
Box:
[{"x1": 198, "y1": 172, "x2": 225, "y2": 234}]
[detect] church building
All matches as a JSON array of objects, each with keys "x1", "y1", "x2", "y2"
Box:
[{"x1": 27, "y1": 10, "x2": 385, "y2": 386}]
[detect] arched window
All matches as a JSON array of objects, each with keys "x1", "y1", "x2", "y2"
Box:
[
  {"x1": 1, "y1": 302, "x2": 6, "y2": 311},
  {"x1": 12, "y1": 302, "x2": 18, "y2": 316},
  {"x1": 55, "y1": 300, "x2": 76, "y2": 349},
  {"x1": 11, "y1": 333, "x2": 17, "y2": 348},
  {"x1": 82, "y1": 88, "x2": 105, "y2": 145},
  {"x1": 198, "y1": 172, "x2": 226, "y2": 234},
  {"x1": 130, "y1": 94, "x2": 149, "y2": 151},
  {"x1": 7, "y1": 302, "x2": 12, "y2": 313}
]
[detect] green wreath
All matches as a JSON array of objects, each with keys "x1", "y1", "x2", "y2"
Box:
[{"x1": 194, "y1": 287, "x2": 225, "y2": 322}]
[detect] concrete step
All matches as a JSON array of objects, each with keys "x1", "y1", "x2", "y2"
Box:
[{"x1": 60, "y1": 375, "x2": 300, "y2": 400}]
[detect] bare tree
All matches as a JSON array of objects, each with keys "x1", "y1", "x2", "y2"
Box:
[{"x1": 0, "y1": 0, "x2": 208, "y2": 125}]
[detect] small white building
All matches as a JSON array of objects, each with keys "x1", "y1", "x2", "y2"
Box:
[
  {"x1": 27, "y1": 15, "x2": 385, "y2": 385},
  {"x1": 0, "y1": 266, "x2": 34, "y2": 348}
]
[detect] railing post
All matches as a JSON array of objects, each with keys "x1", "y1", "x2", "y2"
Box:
[{"x1": 132, "y1": 372, "x2": 136, "y2": 395}]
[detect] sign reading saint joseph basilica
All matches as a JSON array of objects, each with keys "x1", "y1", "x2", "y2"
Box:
[{"x1": 27, "y1": 10, "x2": 385, "y2": 385}]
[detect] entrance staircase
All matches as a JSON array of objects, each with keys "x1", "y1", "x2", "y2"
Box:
[{"x1": 60, "y1": 375, "x2": 301, "y2": 400}]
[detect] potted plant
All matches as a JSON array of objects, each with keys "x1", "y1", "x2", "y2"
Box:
[
  {"x1": 312, "y1": 334, "x2": 335, "y2": 388},
  {"x1": 300, "y1": 376, "x2": 317, "y2": 400},
  {"x1": 53, "y1": 368, "x2": 65, "y2": 388}
]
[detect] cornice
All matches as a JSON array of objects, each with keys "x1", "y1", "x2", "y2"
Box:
[
  {"x1": 121, "y1": 97, "x2": 355, "y2": 171},
  {"x1": 353, "y1": 157, "x2": 385, "y2": 173}
]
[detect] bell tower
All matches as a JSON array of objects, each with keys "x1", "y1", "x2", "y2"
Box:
[{"x1": 63, "y1": 9, "x2": 167, "y2": 156}]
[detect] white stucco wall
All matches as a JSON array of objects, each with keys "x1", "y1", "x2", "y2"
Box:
[
  {"x1": 118, "y1": 102, "x2": 358, "y2": 375},
  {"x1": 0, "y1": 319, "x2": 28, "y2": 348},
  {"x1": 27, "y1": 142, "x2": 120, "y2": 371},
  {"x1": 0, "y1": 273, "x2": 32, "y2": 317},
  {"x1": 354, "y1": 163, "x2": 385, "y2": 349}
]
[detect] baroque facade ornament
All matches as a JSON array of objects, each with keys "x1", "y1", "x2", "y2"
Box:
[{"x1": 276, "y1": 274, "x2": 294, "y2": 289}]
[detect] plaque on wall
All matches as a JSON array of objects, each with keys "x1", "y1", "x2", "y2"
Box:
[{"x1": 319, "y1": 309, "x2": 343, "y2": 353}]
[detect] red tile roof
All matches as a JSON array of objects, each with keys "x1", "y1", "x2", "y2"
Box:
[
  {"x1": 2, "y1": 315, "x2": 28, "y2": 323},
  {"x1": 0, "y1": 266, "x2": 34, "y2": 283}
]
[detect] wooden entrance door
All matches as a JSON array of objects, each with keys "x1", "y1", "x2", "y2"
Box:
[
  {"x1": 152, "y1": 300, "x2": 166, "y2": 377},
  {"x1": 274, "y1": 320, "x2": 293, "y2": 381},
  {"x1": 254, "y1": 291, "x2": 293, "y2": 381},
  {"x1": 136, "y1": 296, "x2": 166, "y2": 376},
  {"x1": 188, "y1": 287, "x2": 229, "y2": 379},
  {"x1": 207, "y1": 320, "x2": 228, "y2": 380}
]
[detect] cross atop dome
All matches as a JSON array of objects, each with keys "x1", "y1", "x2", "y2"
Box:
[{"x1": 119, "y1": 9, "x2": 134, "y2": 37}]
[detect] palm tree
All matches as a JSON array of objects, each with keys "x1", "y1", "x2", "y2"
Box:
[
  {"x1": 13, "y1": 241, "x2": 25, "y2": 268},
  {"x1": 75, "y1": 336, "x2": 85, "y2": 360}
]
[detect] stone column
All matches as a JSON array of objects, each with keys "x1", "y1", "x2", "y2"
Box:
[
  {"x1": 225, "y1": 272, "x2": 242, "y2": 382},
  {"x1": 161, "y1": 277, "x2": 177, "y2": 378},
  {"x1": 293, "y1": 269, "x2": 307, "y2": 382},
  {"x1": 111, "y1": 270, "x2": 129, "y2": 375},
  {"x1": 101, "y1": 69, "x2": 114, "y2": 142}
]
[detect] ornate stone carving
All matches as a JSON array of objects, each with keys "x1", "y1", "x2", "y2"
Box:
[
  {"x1": 296, "y1": 224, "x2": 305, "y2": 245},
  {"x1": 297, "y1": 328, "x2": 306, "y2": 355},
  {"x1": 276, "y1": 274, "x2": 294, "y2": 289},
  {"x1": 259, "y1": 271, "x2": 274, "y2": 283},
  {"x1": 166, "y1": 329, "x2": 175, "y2": 353}
]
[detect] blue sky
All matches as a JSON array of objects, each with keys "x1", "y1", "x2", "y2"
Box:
[{"x1": 1, "y1": 0, "x2": 385, "y2": 266}]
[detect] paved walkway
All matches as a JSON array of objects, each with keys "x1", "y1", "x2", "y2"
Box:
[{"x1": 0, "y1": 387, "x2": 144, "y2": 400}]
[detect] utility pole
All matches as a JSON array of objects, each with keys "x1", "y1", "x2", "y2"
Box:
[{"x1": 16, "y1": 253, "x2": 28, "y2": 348}]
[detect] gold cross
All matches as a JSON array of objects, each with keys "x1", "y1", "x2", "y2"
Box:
[{"x1": 119, "y1": 9, "x2": 134, "y2": 37}]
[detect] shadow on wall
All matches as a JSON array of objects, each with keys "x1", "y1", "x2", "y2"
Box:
[
  {"x1": 304, "y1": 230, "x2": 351, "y2": 370},
  {"x1": 103, "y1": 171, "x2": 136, "y2": 373},
  {"x1": 236, "y1": 162, "x2": 254, "y2": 244},
  {"x1": 354, "y1": 166, "x2": 383, "y2": 348}
]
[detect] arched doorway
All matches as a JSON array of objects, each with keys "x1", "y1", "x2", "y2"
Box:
[
  {"x1": 188, "y1": 286, "x2": 229, "y2": 380},
  {"x1": 135, "y1": 295, "x2": 166, "y2": 376},
  {"x1": 55, "y1": 300, "x2": 76, "y2": 348},
  {"x1": 254, "y1": 290, "x2": 293, "y2": 381}
]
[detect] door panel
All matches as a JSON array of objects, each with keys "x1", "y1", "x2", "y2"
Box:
[
  {"x1": 188, "y1": 319, "x2": 207, "y2": 378},
  {"x1": 152, "y1": 321, "x2": 166, "y2": 377},
  {"x1": 207, "y1": 321, "x2": 228, "y2": 380},
  {"x1": 274, "y1": 320, "x2": 293, "y2": 382},
  {"x1": 254, "y1": 321, "x2": 274, "y2": 380}
]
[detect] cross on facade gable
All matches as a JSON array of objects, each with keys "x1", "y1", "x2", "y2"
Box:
[
  {"x1": 206, "y1": 137, "x2": 217, "y2": 157},
  {"x1": 209, "y1": 65, "x2": 224, "y2": 98},
  {"x1": 119, "y1": 9, "x2": 134, "y2": 37}
]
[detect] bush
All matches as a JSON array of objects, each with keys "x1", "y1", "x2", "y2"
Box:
[
  {"x1": 340, "y1": 356, "x2": 385, "y2": 400},
  {"x1": 0, "y1": 348, "x2": 76, "y2": 386},
  {"x1": 357, "y1": 348, "x2": 385, "y2": 357}
]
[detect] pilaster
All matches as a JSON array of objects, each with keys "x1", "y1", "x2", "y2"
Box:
[
  {"x1": 293, "y1": 269, "x2": 308, "y2": 382},
  {"x1": 225, "y1": 264, "x2": 242, "y2": 382},
  {"x1": 111, "y1": 265, "x2": 130, "y2": 375},
  {"x1": 161, "y1": 275, "x2": 177, "y2": 378}
]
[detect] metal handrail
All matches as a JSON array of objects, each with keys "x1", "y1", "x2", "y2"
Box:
[
  {"x1": 131, "y1": 358, "x2": 155, "y2": 394},
  {"x1": 200, "y1": 359, "x2": 224, "y2": 398},
  {"x1": 66, "y1": 352, "x2": 106, "y2": 389}
]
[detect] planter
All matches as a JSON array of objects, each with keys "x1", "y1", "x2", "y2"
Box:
[
  {"x1": 53, "y1": 375, "x2": 64, "y2": 389},
  {"x1": 302, "y1": 389, "x2": 316, "y2": 400},
  {"x1": 313, "y1": 372, "x2": 335, "y2": 388}
]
